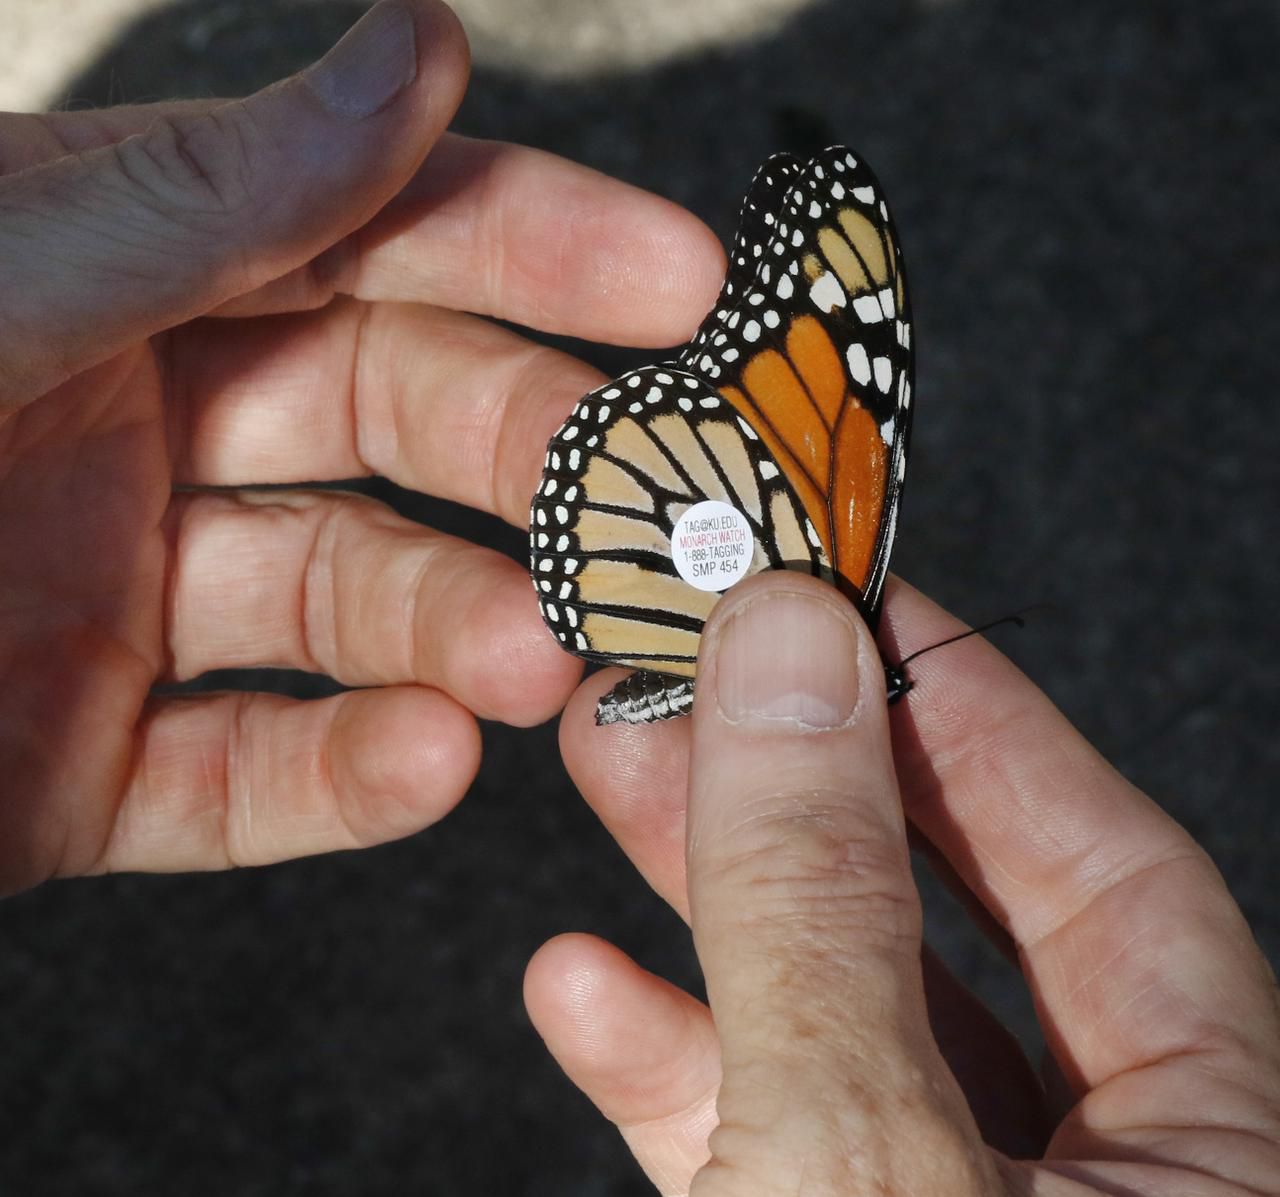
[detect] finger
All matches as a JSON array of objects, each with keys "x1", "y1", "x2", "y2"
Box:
[
  {"x1": 167, "y1": 301, "x2": 602, "y2": 528},
  {"x1": 323, "y1": 132, "x2": 725, "y2": 345},
  {"x1": 525, "y1": 933, "x2": 719, "y2": 1197},
  {"x1": 879, "y1": 579, "x2": 1280, "y2": 1112},
  {"x1": 686, "y1": 572, "x2": 994, "y2": 1190},
  {"x1": 1, "y1": 112, "x2": 725, "y2": 346},
  {"x1": 91, "y1": 684, "x2": 480, "y2": 875},
  {"x1": 0, "y1": 0, "x2": 470, "y2": 408},
  {"x1": 166, "y1": 489, "x2": 580, "y2": 726},
  {"x1": 559, "y1": 667, "x2": 693, "y2": 918}
]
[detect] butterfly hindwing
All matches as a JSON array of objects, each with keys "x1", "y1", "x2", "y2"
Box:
[
  {"x1": 529, "y1": 365, "x2": 825, "y2": 687},
  {"x1": 530, "y1": 145, "x2": 913, "y2": 725}
]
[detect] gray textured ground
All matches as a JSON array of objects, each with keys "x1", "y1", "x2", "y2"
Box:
[{"x1": 1, "y1": 1, "x2": 1278, "y2": 1193}]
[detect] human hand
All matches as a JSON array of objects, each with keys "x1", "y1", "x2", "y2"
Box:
[
  {"x1": 530, "y1": 572, "x2": 1280, "y2": 1195},
  {"x1": 0, "y1": 0, "x2": 723, "y2": 895}
]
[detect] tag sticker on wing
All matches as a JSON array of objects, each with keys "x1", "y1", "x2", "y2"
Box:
[{"x1": 670, "y1": 501, "x2": 755, "y2": 591}]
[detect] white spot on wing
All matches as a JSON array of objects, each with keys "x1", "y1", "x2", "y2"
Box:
[
  {"x1": 853, "y1": 294, "x2": 883, "y2": 323},
  {"x1": 846, "y1": 342, "x2": 871, "y2": 386},
  {"x1": 810, "y1": 271, "x2": 846, "y2": 312},
  {"x1": 873, "y1": 356, "x2": 893, "y2": 394}
]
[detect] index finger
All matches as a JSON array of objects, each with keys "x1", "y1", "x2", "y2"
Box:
[
  {"x1": 339, "y1": 134, "x2": 728, "y2": 346},
  {"x1": 877, "y1": 580, "x2": 1280, "y2": 1094},
  {"x1": 4, "y1": 105, "x2": 725, "y2": 346}
]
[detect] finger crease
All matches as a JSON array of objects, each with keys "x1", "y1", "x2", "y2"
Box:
[
  {"x1": 348, "y1": 301, "x2": 377, "y2": 474},
  {"x1": 299, "y1": 501, "x2": 342, "y2": 675},
  {"x1": 1025, "y1": 846, "x2": 1209, "y2": 958},
  {"x1": 405, "y1": 543, "x2": 439, "y2": 680},
  {"x1": 220, "y1": 695, "x2": 252, "y2": 869},
  {"x1": 488, "y1": 344, "x2": 547, "y2": 519}
]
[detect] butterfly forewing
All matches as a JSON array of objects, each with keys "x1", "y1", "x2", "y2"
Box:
[
  {"x1": 529, "y1": 145, "x2": 913, "y2": 724},
  {"x1": 681, "y1": 152, "x2": 803, "y2": 371},
  {"x1": 685, "y1": 146, "x2": 912, "y2": 615}
]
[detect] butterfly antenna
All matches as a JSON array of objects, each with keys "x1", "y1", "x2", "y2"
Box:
[{"x1": 885, "y1": 606, "x2": 1048, "y2": 704}]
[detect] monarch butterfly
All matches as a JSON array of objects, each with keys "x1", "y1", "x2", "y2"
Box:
[{"x1": 530, "y1": 145, "x2": 912, "y2": 725}]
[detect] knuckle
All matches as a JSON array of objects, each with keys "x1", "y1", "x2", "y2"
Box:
[
  {"x1": 696, "y1": 1069, "x2": 990, "y2": 1197},
  {"x1": 708, "y1": 789, "x2": 920, "y2": 957},
  {"x1": 113, "y1": 105, "x2": 262, "y2": 222}
]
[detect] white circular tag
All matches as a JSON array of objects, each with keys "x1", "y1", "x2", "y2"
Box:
[{"x1": 670, "y1": 500, "x2": 755, "y2": 593}]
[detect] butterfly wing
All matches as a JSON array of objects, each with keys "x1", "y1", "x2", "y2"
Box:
[
  {"x1": 682, "y1": 151, "x2": 804, "y2": 368},
  {"x1": 682, "y1": 145, "x2": 912, "y2": 620},
  {"x1": 529, "y1": 365, "x2": 827, "y2": 681},
  {"x1": 529, "y1": 146, "x2": 912, "y2": 724}
]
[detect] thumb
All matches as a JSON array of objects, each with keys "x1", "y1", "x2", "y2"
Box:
[
  {"x1": 0, "y1": 0, "x2": 468, "y2": 409},
  {"x1": 685, "y1": 573, "x2": 994, "y2": 1192}
]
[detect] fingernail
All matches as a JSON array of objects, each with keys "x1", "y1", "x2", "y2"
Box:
[
  {"x1": 715, "y1": 591, "x2": 860, "y2": 729},
  {"x1": 306, "y1": 0, "x2": 418, "y2": 120}
]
